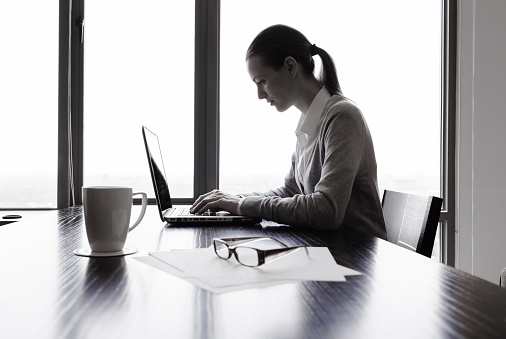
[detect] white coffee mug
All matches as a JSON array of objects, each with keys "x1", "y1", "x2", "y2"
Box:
[{"x1": 82, "y1": 186, "x2": 147, "y2": 252}]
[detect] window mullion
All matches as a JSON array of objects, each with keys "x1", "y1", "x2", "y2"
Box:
[
  {"x1": 58, "y1": 0, "x2": 84, "y2": 208},
  {"x1": 441, "y1": 0, "x2": 457, "y2": 267},
  {"x1": 193, "y1": 0, "x2": 220, "y2": 201}
]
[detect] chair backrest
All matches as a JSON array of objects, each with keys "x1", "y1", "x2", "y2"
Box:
[{"x1": 382, "y1": 190, "x2": 443, "y2": 257}]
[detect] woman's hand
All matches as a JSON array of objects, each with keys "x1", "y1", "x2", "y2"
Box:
[{"x1": 190, "y1": 189, "x2": 241, "y2": 215}]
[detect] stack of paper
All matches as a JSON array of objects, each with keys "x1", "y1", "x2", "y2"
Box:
[{"x1": 134, "y1": 247, "x2": 361, "y2": 294}]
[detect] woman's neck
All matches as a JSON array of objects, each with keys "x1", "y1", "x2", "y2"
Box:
[{"x1": 293, "y1": 77, "x2": 323, "y2": 113}]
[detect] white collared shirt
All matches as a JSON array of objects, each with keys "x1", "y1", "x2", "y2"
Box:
[
  {"x1": 294, "y1": 87, "x2": 331, "y2": 192},
  {"x1": 237, "y1": 87, "x2": 331, "y2": 215}
]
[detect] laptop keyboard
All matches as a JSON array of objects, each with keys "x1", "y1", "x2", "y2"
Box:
[
  {"x1": 167, "y1": 207, "x2": 216, "y2": 217},
  {"x1": 168, "y1": 207, "x2": 192, "y2": 216}
]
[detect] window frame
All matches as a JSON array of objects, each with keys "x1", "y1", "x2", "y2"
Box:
[
  {"x1": 440, "y1": 0, "x2": 457, "y2": 266},
  {"x1": 58, "y1": 0, "x2": 218, "y2": 207},
  {"x1": 193, "y1": 0, "x2": 220, "y2": 204},
  {"x1": 57, "y1": 0, "x2": 84, "y2": 209}
]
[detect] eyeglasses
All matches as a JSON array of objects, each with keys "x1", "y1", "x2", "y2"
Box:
[{"x1": 212, "y1": 236, "x2": 309, "y2": 267}]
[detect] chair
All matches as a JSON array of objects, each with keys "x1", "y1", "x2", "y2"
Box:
[{"x1": 381, "y1": 190, "x2": 443, "y2": 258}]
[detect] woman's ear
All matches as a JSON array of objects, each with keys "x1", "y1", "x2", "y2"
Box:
[{"x1": 284, "y1": 57, "x2": 298, "y2": 78}]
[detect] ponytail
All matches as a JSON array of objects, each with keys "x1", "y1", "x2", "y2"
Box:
[{"x1": 312, "y1": 45, "x2": 342, "y2": 96}]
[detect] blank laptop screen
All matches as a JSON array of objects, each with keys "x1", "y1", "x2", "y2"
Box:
[{"x1": 143, "y1": 127, "x2": 172, "y2": 211}]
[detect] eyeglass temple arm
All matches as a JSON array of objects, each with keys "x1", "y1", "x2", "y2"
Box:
[
  {"x1": 218, "y1": 237, "x2": 288, "y2": 247},
  {"x1": 262, "y1": 245, "x2": 309, "y2": 262}
]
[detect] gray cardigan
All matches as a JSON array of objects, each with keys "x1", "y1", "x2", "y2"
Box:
[{"x1": 240, "y1": 96, "x2": 387, "y2": 239}]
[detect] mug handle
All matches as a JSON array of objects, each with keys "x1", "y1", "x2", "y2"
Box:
[{"x1": 129, "y1": 192, "x2": 147, "y2": 232}]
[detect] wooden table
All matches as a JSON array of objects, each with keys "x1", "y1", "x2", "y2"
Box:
[{"x1": 1, "y1": 206, "x2": 505, "y2": 339}]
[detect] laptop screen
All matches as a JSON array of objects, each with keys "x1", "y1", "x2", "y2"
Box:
[{"x1": 142, "y1": 127, "x2": 172, "y2": 213}]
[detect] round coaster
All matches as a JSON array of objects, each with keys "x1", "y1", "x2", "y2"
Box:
[{"x1": 73, "y1": 247, "x2": 138, "y2": 257}]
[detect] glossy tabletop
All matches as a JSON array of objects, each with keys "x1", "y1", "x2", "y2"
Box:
[{"x1": 1, "y1": 206, "x2": 506, "y2": 339}]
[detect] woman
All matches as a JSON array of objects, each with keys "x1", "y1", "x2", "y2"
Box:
[{"x1": 191, "y1": 24, "x2": 386, "y2": 239}]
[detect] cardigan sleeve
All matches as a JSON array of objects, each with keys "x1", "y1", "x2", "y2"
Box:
[{"x1": 239, "y1": 105, "x2": 366, "y2": 230}]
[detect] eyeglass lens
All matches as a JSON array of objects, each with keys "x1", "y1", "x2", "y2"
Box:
[
  {"x1": 214, "y1": 240, "x2": 260, "y2": 266},
  {"x1": 234, "y1": 247, "x2": 260, "y2": 266},
  {"x1": 214, "y1": 240, "x2": 230, "y2": 259}
]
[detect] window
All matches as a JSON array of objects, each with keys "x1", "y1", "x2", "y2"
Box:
[
  {"x1": 0, "y1": 1, "x2": 58, "y2": 208},
  {"x1": 83, "y1": 1, "x2": 195, "y2": 199},
  {"x1": 1, "y1": 0, "x2": 455, "y2": 265},
  {"x1": 220, "y1": 0, "x2": 444, "y2": 261},
  {"x1": 220, "y1": 0, "x2": 441, "y2": 198}
]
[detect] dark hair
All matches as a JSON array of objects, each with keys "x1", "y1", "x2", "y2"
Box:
[{"x1": 246, "y1": 24, "x2": 342, "y2": 96}]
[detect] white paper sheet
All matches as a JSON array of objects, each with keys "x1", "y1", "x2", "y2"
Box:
[
  {"x1": 151, "y1": 247, "x2": 351, "y2": 282},
  {"x1": 134, "y1": 256, "x2": 291, "y2": 293},
  {"x1": 260, "y1": 219, "x2": 289, "y2": 227},
  {"x1": 133, "y1": 246, "x2": 361, "y2": 293}
]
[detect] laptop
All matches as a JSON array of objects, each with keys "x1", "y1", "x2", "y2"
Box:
[{"x1": 142, "y1": 126, "x2": 262, "y2": 225}]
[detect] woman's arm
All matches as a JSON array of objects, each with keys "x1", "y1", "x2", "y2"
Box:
[
  {"x1": 239, "y1": 107, "x2": 366, "y2": 229},
  {"x1": 190, "y1": 153, "x2": 301, "y2": 215}
]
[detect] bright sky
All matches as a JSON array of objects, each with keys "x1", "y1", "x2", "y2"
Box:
[{"x1": 1, "y1": 0, "x2": 441, "y2": 205}]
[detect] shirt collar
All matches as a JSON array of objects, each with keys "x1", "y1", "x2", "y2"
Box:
[{"x1": 295, "y1": 87, "x2": 331, "y2": 137}]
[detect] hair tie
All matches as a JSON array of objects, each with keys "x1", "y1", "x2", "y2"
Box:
[{"x1": 310, "y1": 44, "x2": 318, "y2": 56}]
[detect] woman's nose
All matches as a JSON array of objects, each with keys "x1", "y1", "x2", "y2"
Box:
[{"x1": 257, "y1": 86, "x2": 266, "y2": 100}]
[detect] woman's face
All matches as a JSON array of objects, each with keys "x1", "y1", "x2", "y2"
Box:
[{"x1": 247, "y1": 55, "x2": 297, "y2": 112}]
